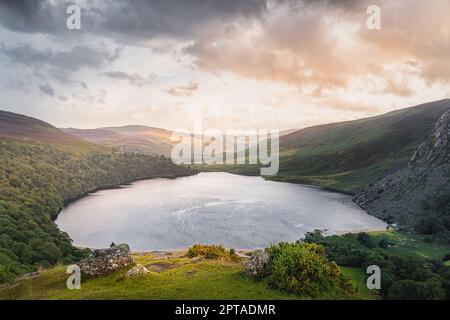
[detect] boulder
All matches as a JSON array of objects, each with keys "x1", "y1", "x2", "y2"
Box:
[
  {"x1": 244, "y1": 249, "x2": 270, "y2": 278},
  {"x1": 77, "y1": 243, "x2": 134, "y2": 277},
  {"x1": 126, "y1": 264, "x2": 150, "y2": 277}
]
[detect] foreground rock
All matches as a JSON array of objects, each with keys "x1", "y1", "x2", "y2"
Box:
[
  {"x1": 244, "y1": 250, "x2": 270, "y2": 278},
  {"x1": 77, "y1": 244, "x2": 134, "y2": 277},
  {"x1": 126, "y1": 264, "x2": 150, "y2": 277}
]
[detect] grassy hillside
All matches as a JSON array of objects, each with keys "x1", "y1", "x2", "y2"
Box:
[
  {"x1": 0, "y1": 110, "x2": 102, "y2": 154},
  {"x1": 0, "y1": 250, "x2": 368, "y2": 300},
  {"x1": 0, "y1": 253, "x2": 299, "y2": 300},
  {"x1": 274, "y1": 99, "x2": 450, "y2": 192},
  {"x1": 0, "y1": 110, "x2": 196, "y2": 283}
]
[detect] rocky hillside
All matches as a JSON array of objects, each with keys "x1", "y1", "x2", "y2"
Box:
[{"x1": 354, "y1": 109, "x2": 450, "y2": 242}]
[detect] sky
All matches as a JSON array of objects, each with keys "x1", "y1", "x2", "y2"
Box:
[{"x1": 0, "y1": 0, "x2": 449, "y2": 131}]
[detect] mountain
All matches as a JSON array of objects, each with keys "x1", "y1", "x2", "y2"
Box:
[
  {"x1": 63, "y1": 125, "x2": 174, "y2": 156},
  {"x1": 0, "y1": 110, "x2": 100, "y2": 153},
  {"x1": 354, "y1": 109, "x2": 450, "y2": 242},
  {"x1": 271, "y1": 99, "x2": 450, "y2": 192}
]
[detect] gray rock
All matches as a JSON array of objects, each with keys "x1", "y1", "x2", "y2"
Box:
[
  {"x1": 409, "y1": 110, "x2": 450, "y2": 169},
  {"x1": 77, "y1": 243, "x2": 134, "y2": 277},
  {"x1": 244, "y1": 249, "x2": 270, "y2": 278}
]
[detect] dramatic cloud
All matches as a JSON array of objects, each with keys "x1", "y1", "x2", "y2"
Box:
[
  {"x1": 0, "y1": 0, "x2": 267, "y2": 42},
  {"x1": 0, "y1": 43, "x2": 120, "y2": 72},
  {"x1": 0, "y1": 0, "x2": 448, "y2": 130},
  {"x1": 182, "y1": 0, "x2": 449, "y2": 96}
]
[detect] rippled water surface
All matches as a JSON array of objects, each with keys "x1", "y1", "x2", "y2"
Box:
[{"x1": 56, "y1": 172, "x2": 386, "y2": 250}]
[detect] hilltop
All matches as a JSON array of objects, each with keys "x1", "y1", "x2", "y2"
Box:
[{"x1": 0, "y1": 110, "x2": 101, "y2": 154}]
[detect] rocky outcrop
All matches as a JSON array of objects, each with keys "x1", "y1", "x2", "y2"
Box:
[
  {"x1": 125, "y1": 264, "x2": 150, "y2": 277},
  {"x1": 77, "y1": 244, "x2": 134, "y2": 277},
  {"x1": 409, "y1": 110, "x2": 450, "y2": 169},
  {"x1": 244, "y1": 250, "x2": 270, "y2": 278},
  {"x1": 354, "y1": 109, "x2": 450, "y2": 227}
]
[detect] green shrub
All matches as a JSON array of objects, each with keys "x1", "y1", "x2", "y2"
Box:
[
  {"x1": 387, "y1": 279, "x2": 445, "y2": 300},
  {"x1": 187, "y1": 244, "x2": 240, "y2": 262},
  {"x1": 266, "y1": 242, "x2": 357, "y2": 297}
]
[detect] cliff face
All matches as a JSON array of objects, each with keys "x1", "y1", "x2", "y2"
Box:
[
  {"x1": 354, "y1": 109, "x2": 450, "y2": 228},
  {"x1": 408, "y1": 110, "x2": 450, "y2": 169}
]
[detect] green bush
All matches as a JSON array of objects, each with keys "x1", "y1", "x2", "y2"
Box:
[
  {"x1": 187, "y1": 244, "x2": 240, "y2": 262},
  {"x1": 266, "y1": 242, "x2": 357, "y2": 297}
]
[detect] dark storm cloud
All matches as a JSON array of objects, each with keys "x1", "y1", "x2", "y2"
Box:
[
  {"x1": 0, "y1": 0, "x2": 67, "y2": 34},
  {"x1": 0, "y1": 43, "x2": 121, "y2": 72},
  {"x1": 0, "y1": 0, "x2": 268, "y2": 41}
]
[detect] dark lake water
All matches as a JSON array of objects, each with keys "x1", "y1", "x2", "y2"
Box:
[{"x1": 56, "y1": 172, "x2": 386, "y2": 250}]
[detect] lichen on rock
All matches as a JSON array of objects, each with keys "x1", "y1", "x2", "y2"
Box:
[
  {"x1": 244, "y1": 249, "x2": 270, "y2": 278},
  {"x1": 77, "y1": 243, "x2": 134, "y2": 277}
]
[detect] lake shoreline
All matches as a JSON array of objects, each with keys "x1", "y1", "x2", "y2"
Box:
[
  {"x1": 73, "y1": 225, "x2": 389, "y2": 254},
  {"x1": 59, "y1": 172, "x2": 199, "y2": 213}
]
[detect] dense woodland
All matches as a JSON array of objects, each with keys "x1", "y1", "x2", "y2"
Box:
[{"x1": 0, "y1": 137, "x2": 196, "y2": 283}]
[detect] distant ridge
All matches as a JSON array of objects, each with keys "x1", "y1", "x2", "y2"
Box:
[
  {"x1": 62, "y1": 125, "x2": 174, "y2": 156},
  {"x1": 0, "y1": 110, "x2": 100, "y2": 153}
]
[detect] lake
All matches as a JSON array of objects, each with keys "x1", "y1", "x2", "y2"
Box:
[{"x1": 56, "y1": 172, "x2": 386, "y2": 250}]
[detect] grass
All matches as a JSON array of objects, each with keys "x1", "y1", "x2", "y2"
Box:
[
  {"x1": 368, "y1": 231, "x2": 450, "y2": 260},
  {"x1": 341, "y1": 267, "x2": 379, "y2": 300},
  {"x1": 325, "y1": 230, "x2": 450, "y2": 261},
  {"x1": 0, "y1": 254, "x2": 298, "y2": 300},
  {"x1": 0, "y1": 251, "x2": 374, "y2": 300}
]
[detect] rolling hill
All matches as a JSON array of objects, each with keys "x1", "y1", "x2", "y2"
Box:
[
  {"x1": 269, "y1": 99, "x2": 450, "y2": 192},
  {"x1": 0, "y1": 110, "x2": 101, "y2": 154},
  {"x1": 63, "y1": 125, "x2": 174, "y2": 156}
]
